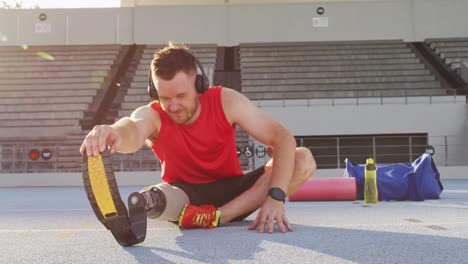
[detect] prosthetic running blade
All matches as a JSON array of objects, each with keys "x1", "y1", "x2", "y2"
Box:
[{"x1": 81, "y1": 148, "x2": 147, "y2": 246}]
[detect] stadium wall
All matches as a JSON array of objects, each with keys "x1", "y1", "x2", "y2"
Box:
[
  {"x1": 1, "y1": 0, "x2": 468, "y2": 46},
  {"x1": 256, "y1": 97, "x2": 468, "y2": 167}
]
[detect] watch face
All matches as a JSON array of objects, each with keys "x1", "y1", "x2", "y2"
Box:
[{"x1": 269, "y1": 188, "x2": 286, "y2": 201}]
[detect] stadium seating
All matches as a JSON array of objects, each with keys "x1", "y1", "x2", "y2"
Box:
[
  {"x1": 239, "y1": 40, "x2": 447, "y2": 100},
  {"x1": 426, "y1": 37, "x2": 468, "y2": 74},
  {"x1": 0, "y1": 44, "x2": 122, "y2": 138}
]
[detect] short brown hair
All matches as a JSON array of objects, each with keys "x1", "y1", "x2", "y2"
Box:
[{"x1": 151, "y1": 42, "x2": 197, "y2": 80}]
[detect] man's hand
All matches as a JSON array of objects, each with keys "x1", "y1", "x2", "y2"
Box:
[
  {"x1": 248, "y1": 197, "x2": 293, "y2": 233},
  {"x1": 79, "y1": 125, "x2": 121, "y2": 157}
]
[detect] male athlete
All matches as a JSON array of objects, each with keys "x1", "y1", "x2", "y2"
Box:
[{"x1": 80, "y1": 43, "x2": 316, "y2": 234}]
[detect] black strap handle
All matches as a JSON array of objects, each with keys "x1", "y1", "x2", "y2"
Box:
[{"x1": 81, "y1": 148, "x2": 147, "y2": 246}]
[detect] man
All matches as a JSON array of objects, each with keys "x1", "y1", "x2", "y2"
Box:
[{"x1": 80, "y1": 43, "x2": 316, "y2": 234}]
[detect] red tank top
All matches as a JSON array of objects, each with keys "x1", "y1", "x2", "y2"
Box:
[{"x1": 149, "y1": 86, "x2": 243, "y2": 184}]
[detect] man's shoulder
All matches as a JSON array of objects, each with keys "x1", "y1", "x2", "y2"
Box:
[{"x1": 131, "y1": 102, "x2": 161, "y2": 121}]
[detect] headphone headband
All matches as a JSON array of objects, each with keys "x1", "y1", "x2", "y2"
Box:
[{"x1": 147, "y1": 50, "x2": 209, "y2": 101}]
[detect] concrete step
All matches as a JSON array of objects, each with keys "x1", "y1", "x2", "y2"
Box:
[
  {"x1": 244, "y1": 88, "x2": 448, "y2": 100},
  {"x1": 242, "y1": 81, "x2": 441, "y2": 92},
  {"x1": 241, "y1": 40, "x2": 403, "y2": 46},
  {"x1": 129, "y1": 82, "x2": 156, "y2": 89},
  {"x1": 0, "y1": 54, "x2": 117, "y2": 62},
  {"x1": 0, "y1": 103, "x2": 89, "y2": 113},
  {"x1": 449, "y1": 63, "x2": 463, "y2": 70},
  {"x1": 242, "y1": 76, "x2": 436, "y2": 86},
  {"x1": 0, "y1": 90, "x2": 97, "y2": 98},
  {"x1": 241, "y1": 58, "x2": 421, "y2": 67},
  {"x1": 240, "y1": 43, "x2": 408, "y2": 52},
  {"x1": 126, "y1": 86, "x2": 149, "y2": 95},
  {"x1": 0, "y1": 44, "x2": 121, "y2": 52},
  {"x1": 241, "y1": 69, "x2": 431, "y2": 80},
  {"x1": 0, "y1": 111, "x2": 83, "y2": 120},
  {"x1": 117, "y1": 110, "x2": 134, "y2": 118},
  {"x1": 0, "y1": 65, "x2": 110, "y2": 73},
  {"x1": 0, "y1": 119, "x2": 79, "y2": 127},
  {"x1": 241, "y1": 64, "x2": 426, "y2": 73},
  {"x1": 0, "y1": 77, "x2": 105, "y2": 85},
  {"x1": 0, "y1": 126, "x2": 82, "y2": 138},
  {"x1": 435, "y1": 46, "x2": 468, "y2": 53},
  {"x1": 0, "y1": 96, "x2": 93, "y2": 105},
  {"x1": 0, "y1": 70, "x2": 108, "y2": 78},
  {"x1": 0, "y1": 83, "x2": 101, "y2": 90},
  {"x1": 440, "y1": 51, "x2": 468, "y2": 59},
  {"x1": 426, "y1": 37, "x2": 468, "y2": 42},
  {"x1": 445, "y1": 57, "x2": 468, "y2": 64},
  {"x1": 240, "y1": 53, "x2": 415, "y2": 63},
  {"x1": 0, "y1": 50, "x2": 119, "y2": 57},
  {"x1": 0, "y1": 59, "x2": 114, "y2": 67},
  {"x1": 429, "y1": 40, "x2": 468, "y2": 48},
  {"x1": 124, "y1": 95, "x2": 152, "y2": 102},
  {"x1": 121, "y1": 102, "x2": 150, "y2": 110},
  {"x1": 240, "y1": 48, "x2": 412, "y2": 57}
]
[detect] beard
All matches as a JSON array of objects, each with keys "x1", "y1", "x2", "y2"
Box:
[{"x1": 168, "y1": 98, "x2": 200, "y2": 125}]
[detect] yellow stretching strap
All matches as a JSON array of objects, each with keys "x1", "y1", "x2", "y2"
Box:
[
  {"x1": 87, "y1": 155, "x2": 117, "y2": 218},
  {"x1": 81, "y1": 148, "x2": 147, "y2": 247}
]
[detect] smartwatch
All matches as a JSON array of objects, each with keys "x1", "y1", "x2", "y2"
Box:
[{"x1": 268, "y1": 187, "x2": 286, "y2": 203}]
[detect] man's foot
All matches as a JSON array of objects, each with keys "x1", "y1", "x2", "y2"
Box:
[{"x1": 178, "y1": 204, "x2": 221, "y2": 229}]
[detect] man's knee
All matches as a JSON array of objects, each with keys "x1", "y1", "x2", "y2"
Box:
[
  {"x1": 140, "y1": 183, "x2": 189, "y2": 222},
  {"x1": 295, "y1": 147, "x2": 316, "y2": 179}
]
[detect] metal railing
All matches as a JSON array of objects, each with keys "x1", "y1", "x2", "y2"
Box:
[
  {"x1": 0, "y1": 141, "x2": 161, "y2": 173},
  {"x1": 295, "y1": 135, "x2": 466, "y2": 168},
  {"x1": 252, "y1": 88, "x2": 466, "y2": 108},
  {"x1": 1, "y1": 134, "x2": 466, "y2": 173}
]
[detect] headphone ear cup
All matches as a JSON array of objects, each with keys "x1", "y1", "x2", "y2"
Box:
[
  {"x1": 148, "y1": 84, "x2": 158, "y2": 100},
  {"x1": 148, "y1": 69, "x2": 158, "y2": 100},
  {"x1": 195, "y1": 74, "x2": 207, "y2": 94}
]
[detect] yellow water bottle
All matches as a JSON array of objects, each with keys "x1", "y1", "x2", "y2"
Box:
[{"x1": 364, "y1": 158, "x2": 378, "y2": 204}]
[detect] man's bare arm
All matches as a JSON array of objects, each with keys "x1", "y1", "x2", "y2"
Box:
[{"x1": 80, "y1": 104, "x2": 160, "y2": 156}]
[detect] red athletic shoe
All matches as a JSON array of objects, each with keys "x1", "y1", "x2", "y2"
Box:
[{"x1": 178, "y1": 204, "x2": 221, "y2": 229}]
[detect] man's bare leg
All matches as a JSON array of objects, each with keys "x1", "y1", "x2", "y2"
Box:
[{"x1": 218, "y1": 147, "x2": 316, "y2": 225}]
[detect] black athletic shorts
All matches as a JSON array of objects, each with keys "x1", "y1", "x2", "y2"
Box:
[{"x1": 170, "y1": 165, "x2": 266, "y2": 222}]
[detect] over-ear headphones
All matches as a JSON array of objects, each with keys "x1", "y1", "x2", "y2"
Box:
[{"x1": 147, "y1": 50, "x2": 209, "y2": 101}]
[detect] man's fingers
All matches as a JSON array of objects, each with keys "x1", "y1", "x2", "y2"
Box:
[
  {"x1": 91, "y1": 129, "x2": 100, "y2": 156},
  {"x1": 84, "y1": 133, "x2": 93, "y2": 157},
  {"x1": 259, "y1": 215, "x2": 267, "y2": 233},
  {"x1": 248, "y1": 216, "x2": 260, "y2": 230},
  {"x1": 98, "y1": 129, "x2": 108, "y2": 153},
  {"x1": 79, "y1": 142, "x2": 85, "y2": 154},
  {"x1": 249, "y1": 205, "x2": 292, "y2": 234},
  {"x1": 267, "y1": 217, "x2": 275, "y2": 234},
  {"x1": 276, "y1": 218, "x2": 286, "y2": 233},
  {"x1": 80, "y1": 125, "x2": 115, "y2": 156},
  {"x1": 283, "y1": 216, "x2": 294, "y2": 232}
]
